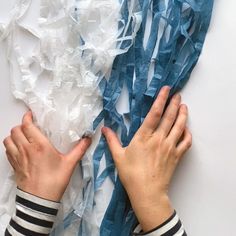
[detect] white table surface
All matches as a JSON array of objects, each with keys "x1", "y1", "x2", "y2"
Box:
[{"x1": 1, "y1": 1, "x2": 236, "y2": 235}]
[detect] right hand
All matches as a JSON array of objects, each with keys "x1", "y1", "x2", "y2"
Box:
[{"x1": 102, "y1": 86, "x2": 192, "y2": 232}]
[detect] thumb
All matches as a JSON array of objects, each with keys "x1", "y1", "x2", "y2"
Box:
[
  {"x1": 102, "y1": 127, "x2": 123, "y2": 162},
  {"x1": 66, "y1": 137, "x2": 91, "y2": 165}
]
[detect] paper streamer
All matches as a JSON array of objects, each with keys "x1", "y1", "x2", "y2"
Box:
[{"x1": 94, "y1": 0, "x2": 214, "y2": 235}]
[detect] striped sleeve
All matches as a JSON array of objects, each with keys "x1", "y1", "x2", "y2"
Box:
[
  {"x1": 5, "y1": 188, "x2": 60, "y2": 236},
  {"x1": 133, "y1": 211, "x2": 186, "y2": 236}
]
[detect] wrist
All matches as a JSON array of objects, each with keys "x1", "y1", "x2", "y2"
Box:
[
  {"x1": 18, "y1": 182, "x2": 63, "y2": 202},
  {"x1": 129, "y1": 192, "x2": 174, "y2": 232},
  {"x1": 17, "y1": 186, "x2": 62, "y2": 203}
]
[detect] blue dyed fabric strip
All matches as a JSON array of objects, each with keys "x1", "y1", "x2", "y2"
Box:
[{"x1": 94, "y1": 0, "x2": 214, "y2": 235}]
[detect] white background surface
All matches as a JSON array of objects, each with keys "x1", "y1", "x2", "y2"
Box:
[{"x1": 1, "y1": 1, "x2": 236, "y2": 235}]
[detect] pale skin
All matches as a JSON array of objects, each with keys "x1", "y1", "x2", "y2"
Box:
[{"x1": 3, "y1": 86, "x2": 192, "y2": 232}]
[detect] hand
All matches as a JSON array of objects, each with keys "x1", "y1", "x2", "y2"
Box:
[
  {"x1": 3, "y1": 111, "x2": 91, "y2": 202},
  {"x1": 102, "y1": 86, "x2": 192, "y2": 232}
]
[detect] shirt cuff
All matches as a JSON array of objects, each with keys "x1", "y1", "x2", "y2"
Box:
[
  {"x1": 133, "y1": 211, "x2": 186, "y2": 236},
  {"x1": 5, "y1": 188, "x2": 61, "y2": 236}
]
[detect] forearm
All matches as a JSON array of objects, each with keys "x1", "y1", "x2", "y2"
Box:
[{"x1": 5, "y1": 188, "x2": 59, "y2": 236}]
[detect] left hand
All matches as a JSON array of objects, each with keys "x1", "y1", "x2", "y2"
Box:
[{"x1": 3, "y1": 111, "x2": 91, "y2": 202}]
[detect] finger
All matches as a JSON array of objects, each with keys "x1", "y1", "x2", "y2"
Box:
[
  {"x1": 6, "y1": 152, "x2": 17, "y2": 170},
  {"x1": 157, "y1": 93, "x2": 181, "y2": 136},
  {"x1": 22, "y1": 111, "x2": 46, "y2": 143},
  {"x1": 139, "y1": 86, "x2": 171, "y2": 135},
  {"x1": 101, "y1": 127, "x2": 124, "y2": 163},
  {"x1": 66, "y1": 137, "x2": 92, "y2": 165},
  {"x1": 167, "y1": 104, "x2": 188, "y2": 144},
  {"x1": 11, "y1": 126, "x2": 29, "y2": 148},
  {"x1": 3, "y1": 136, "x2": 19, "y2": 158},
  {"x1": 176, "y1": 128, "x2": 192, "y2": 158}
]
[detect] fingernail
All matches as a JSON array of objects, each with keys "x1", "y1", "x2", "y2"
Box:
[
  {"x1": 180, "y1": 104, "x2": 188, "y2": 112},
  {"x1": 164, "y1": 86, "x2": 171, "y2": 91},
  {"x1": 82, "y1": 137, "x2": 91, "y2": 145}
]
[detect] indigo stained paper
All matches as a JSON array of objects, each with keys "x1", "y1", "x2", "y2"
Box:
[{"x1": 93, "y1": 0, "x2": 214, "y2": 235}]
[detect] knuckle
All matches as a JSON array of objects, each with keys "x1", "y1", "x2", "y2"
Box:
[
  {"x1": 158, "y1": 94, "x2": 166, "y2": 102},
  {"x1": 11, "y1": 127, "x2": 17, "y2": 135},
  {"x1": 6, "y1": 152, "x2": 14, "y2": 163},
  {"x1": 155, "y1": 94, "x2": 166, "y2": 106},
  {"x1": 176, "y1": 123, "x2": 185, "y2": 133},
  {"x1": 187, "y1": 132, "x2": 192, "y2": 144},
  {"x1": 5, "y1": 150, "x2": 10, "y2": 157},
  {"x1": 172, "y1": 94, "x2": 181, "y2": 103},
  {"x1": 22, "y1": 122, "x2": 31, "y2": 132},
  {"x1": 3, "y1": 137, "x2": 9, "y2": 146},
  {"x1": 106, "y1": 135, "x2": 113, "y2": 145},
  {"x1": 174, "y1": 153, "x2": 180, "y2": 163},
  {"x1": 33, "y1": 142, "x2": 45, "y2": 153},
  {"x1": 6, "y1": 155, "x2": 12, "y2": 164},
  {"x1": 167, "y1": 144, "x2": 175, "y2": 154},
  {"x1": 11, "y1": 126, "x2": 21, "y2": 135},
  {"x1": 18, "y1": 143, "x2": 27, "y2": 153},
  {"x1": 163, "y1": 139, "x2": 175, "y2": 153},
  {"x1": 23, "y1": 113, "x2": 28, "y2": 121},
  {"x1": 80, "y1": 145, "x2": 87, "y2": 154},
  {"x1": 166, "y1": 113, "x2": 176, "y2": 122},
  {"x1": 185, "y1": 139, "x2": 192, "y2": 149},
  {"x1": 155, "y1": 133, "x2": 164, "y2": 144},
  {"x1": 173, "y1": 99, "x2": 180, "y2": 106},
  {"x1": 188, "y1": 137, "x2": 193, "y2": 147},
  {"x1": 152, "y1": 107, "x2": 162, "y2": 118}
]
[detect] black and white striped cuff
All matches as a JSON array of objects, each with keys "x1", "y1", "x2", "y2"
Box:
[
  {"x1": 5, "y1": 188, "x2": 60, "y2": 236},
  {"x1": 133, "y1": 211, "x2": 186, "y2": 236}
]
